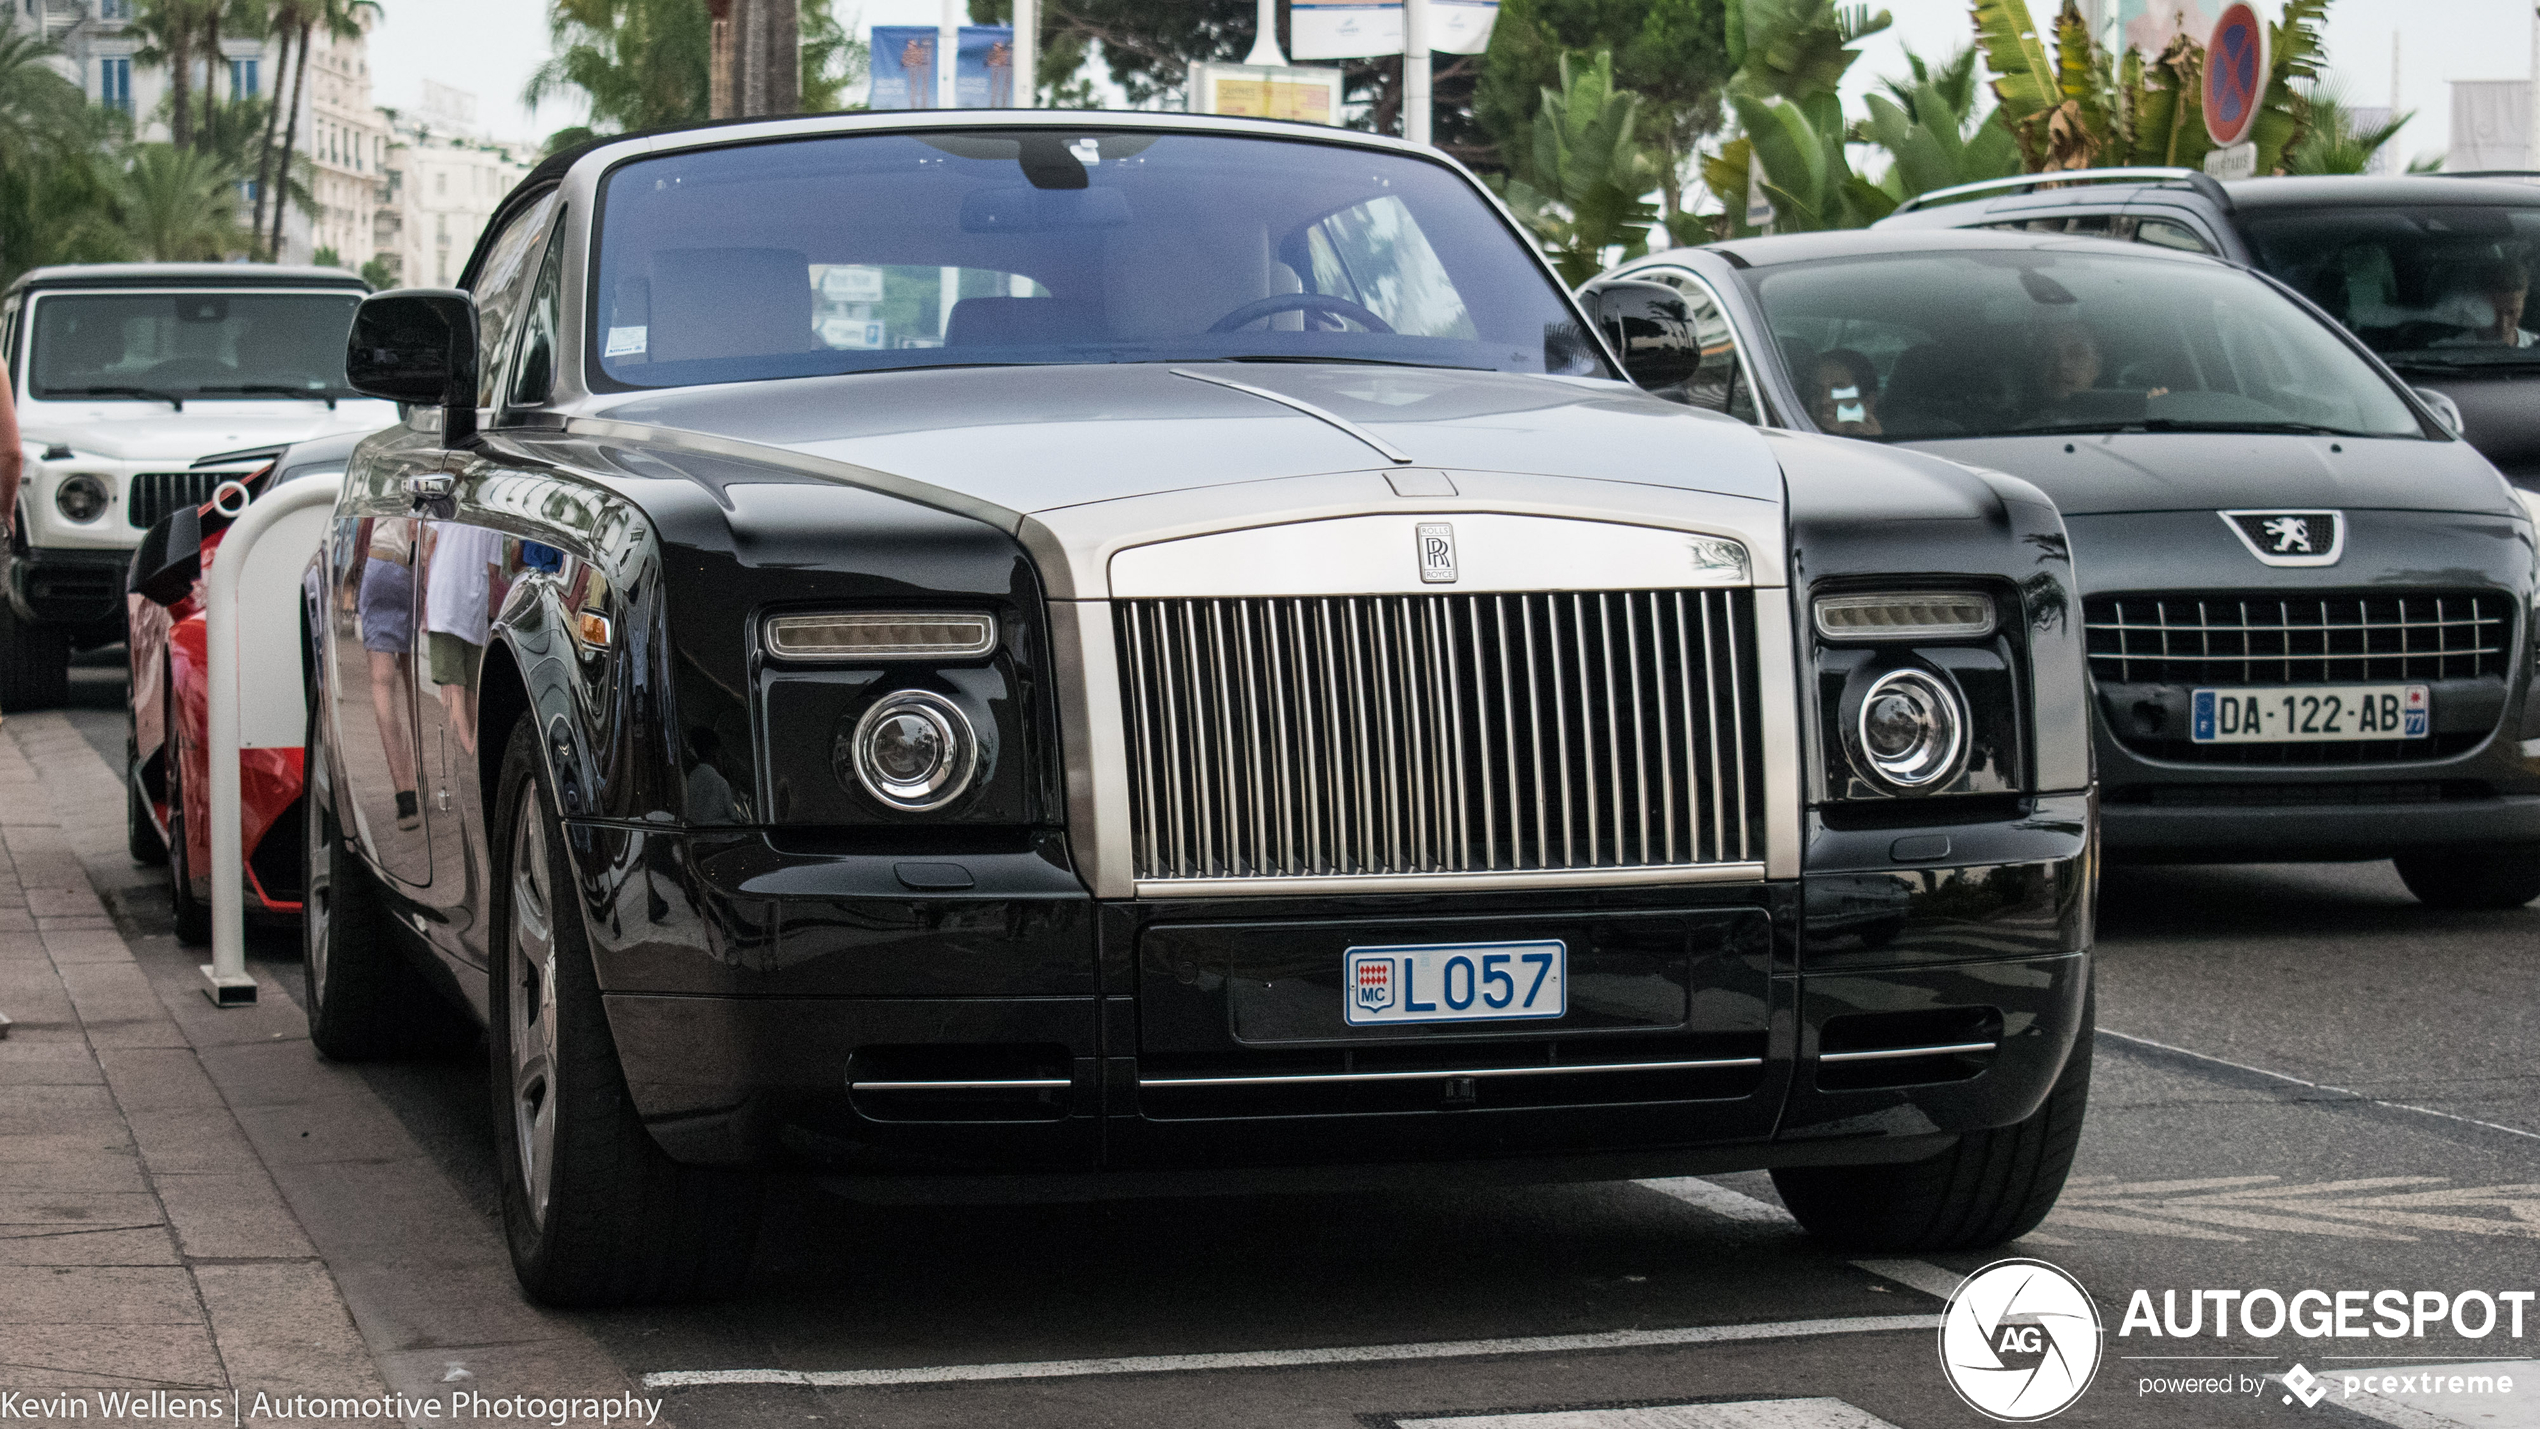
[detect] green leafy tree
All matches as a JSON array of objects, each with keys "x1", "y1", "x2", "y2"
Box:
[
  {"x1": 2283, "y1": 82, "x2": 2410, "y2": 175},
  {"x1": 1701, "y1": 0, "x2": 1890, "y2": 236},
  {"x1": 1473, "y1": 0, "x2": 1731, "y2": 233},
  {"x1": 1491, "y1": 50, "x2": 1659, "y2": 283},
  {"x1": 529, "y1": 0, "x2": 861, "y2": 149},
  {"x1": 131, "y1": 0, "x2": 213, "y2": 150},
  {"x1": 1974, "y1": 0, "x2": 2329, "y2": 177},
  {"x1": 0, "y1": 33, "x2": 132, "y2": 283},
  {"x1": 120, "y1": 142, "x2": 249, "y2": 260}
]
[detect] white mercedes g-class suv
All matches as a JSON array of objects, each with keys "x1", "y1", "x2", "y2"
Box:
[{"x1": 0, "y1": 263, "x2": 397, "y2": 707}]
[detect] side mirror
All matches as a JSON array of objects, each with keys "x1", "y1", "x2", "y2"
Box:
[
  {"x1": 128, "y1": 505, "x2": 202, "y2": 607},
  {"x1": 347, "y1": 290, "x2": 481, "y2": 444},
  {"x1": 2414, "y1": 386, "x2": 2464, "y2": 438},
  {"x1": 1577, "y1": 279, "x2": 1705, "y2": 397}
]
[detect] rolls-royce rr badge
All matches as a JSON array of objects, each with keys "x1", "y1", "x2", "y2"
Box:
[{"x1": 1417, "y1": 522, "x2": 1457, "y2": 583}]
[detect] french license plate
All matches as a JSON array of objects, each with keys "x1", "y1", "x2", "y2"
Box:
[
  {"x1": 2191, "y1": 685, "x2": 2428, "y2": 743},
  {"x1": 1343, "y1": 940, "x2": 1567, "y2": 1027}
]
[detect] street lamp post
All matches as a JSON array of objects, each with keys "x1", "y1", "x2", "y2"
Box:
[
  {"x1": 1404, "y1": 0, "x2": 1432, "y2": 145},
  {"x1": 1245, "y1": 0, "x2": 1286, "y2": 67}
]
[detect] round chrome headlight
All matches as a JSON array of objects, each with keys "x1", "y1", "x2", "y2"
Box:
[
  {"x1": 841, "y1": 690, "x2": 979, "y2": 811},
  {"x1": 1856, "y1": 668, "x2": 1967, "y2": 789},
  {"x1": 54, "y1": 474, "x2": 108, "y2": 524}
]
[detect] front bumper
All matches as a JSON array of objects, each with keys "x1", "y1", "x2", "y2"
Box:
[
  {"x1": 5, "y1": 545, "x2": 131, "y2": 631},
  {"x1": 576, "y1": 797, "x2": 2093, "y2": 1179},
  {"x1": 2095, "y1": 718, "x2": 2540, "y2": 860}
]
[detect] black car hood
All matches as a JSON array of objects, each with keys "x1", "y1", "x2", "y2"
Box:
[
  {"x1": 1903, "y1": 432, "x2": 2518, "y2": 518},
  {"x1": 583, "y1": 361, "x2": 1788, "y2": 515}
]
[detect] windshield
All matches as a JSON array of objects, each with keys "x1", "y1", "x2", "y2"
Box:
[
  {"x1": 1741, "y1": 247, "x2": 2426, "y2": 442},
  {"x1": 2239, "y1": 203, "x2": 2540, "y2": 372},
  {"x1": 589, "y1": 129, "x2": 1606, "y2": 389},
  {"x1": 28, "y1": 290, "x2": 363, "y2": 403}
]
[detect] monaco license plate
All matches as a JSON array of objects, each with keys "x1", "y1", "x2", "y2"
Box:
[
  {"x1": 1343, "y1": 940, "x2": 1567, "y2": 1027},
  {"x1": 2191, "y1": 685, "x2": 2429, "y2": 743}
]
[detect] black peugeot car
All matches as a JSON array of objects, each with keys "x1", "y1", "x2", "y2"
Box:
[
  {"x1": 1878, "y1": 170, "x2": 2540, "y2": 484},
  {"x1": 1585, "y1": 229, "x2": 2540, "y2": 905}
]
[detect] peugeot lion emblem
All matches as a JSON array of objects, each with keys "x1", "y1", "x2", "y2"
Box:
[
  {"x1": 2220, "y1": 509, "x2": 2344, "y2": 568},
  {"x1": 1417, "y1": 522, "x2": 1458, "y2": 583}
]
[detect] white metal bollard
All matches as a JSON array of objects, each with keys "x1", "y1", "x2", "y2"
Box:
[{"x1": 203, "y1": 474, "x2": 343, "y2": 1006}]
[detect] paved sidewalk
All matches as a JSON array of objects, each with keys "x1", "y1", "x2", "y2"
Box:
[
  {"x1": 0, "y1": 715, "x2": 386, "y2": 1425},
  {"x1": 1, "y1": 711, "x2": 661, "y2": 1429}
]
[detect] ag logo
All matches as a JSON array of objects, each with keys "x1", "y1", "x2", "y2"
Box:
[{"x1": 1939, "y1": 1258, "x2": 2104, "y2": 1422}]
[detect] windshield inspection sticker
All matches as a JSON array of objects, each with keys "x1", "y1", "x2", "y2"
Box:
[{"x1": 606, "y1": 326, "x2": 649, "y2": 357}]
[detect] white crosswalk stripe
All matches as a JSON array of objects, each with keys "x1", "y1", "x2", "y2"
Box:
[{"x1": 1395, "y1": 1398, "x2": 1904, "y2": 1428}]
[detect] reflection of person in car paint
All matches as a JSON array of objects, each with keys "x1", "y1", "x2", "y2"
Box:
[
  {"x1": 346, "y1": 517, "x2": 421, "y2": 829},
  {"x1": 1808, "y1": 348, "x2": 1883, "y2": 437},
  {"x1": 423, "y1": 523, "x2": 504, "y2": 757}
]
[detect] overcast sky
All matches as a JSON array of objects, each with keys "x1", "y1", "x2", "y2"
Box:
[{"x1": 373, "y1": 0, "x2": 2530, "y2": 164}]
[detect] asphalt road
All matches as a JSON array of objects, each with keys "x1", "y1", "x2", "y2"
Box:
[{"x1": 50, "y1": 676, "x2": 2540, "y2": 1429}]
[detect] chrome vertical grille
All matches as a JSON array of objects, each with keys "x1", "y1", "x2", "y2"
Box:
[{"x1": 1115, "y1": 590, "x2": 1765, "y2": 885}]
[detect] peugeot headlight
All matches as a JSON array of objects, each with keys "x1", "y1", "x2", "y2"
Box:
[
  {"x1": 1854, "y1": 668, "x2": 1968, "y2": 789},
  {"x1": 841, "y1": 689, "x2": 980, "y2": 811},
  {"x1": 54, "y1": 473, "x2": 109, "y2": 524}
]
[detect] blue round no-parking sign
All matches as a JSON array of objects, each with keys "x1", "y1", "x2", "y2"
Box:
[{"x1": 2204, "y1": 3, "x2": 2269, "y2": 147}]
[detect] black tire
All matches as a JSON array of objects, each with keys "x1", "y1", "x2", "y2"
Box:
[
  {"x1": 127, "y1": 729, "x2": 167, "y2": 866},
  {"x1": 0, "y1": 598, "x2": 70, "y2": 712},
  {"x1": 163, "y1": 717, "x2": 211, "y2": 945},
  {"x1": 302, "y1": 710, "x2": 466, "y2": 1059},
  {"x1": 488, "y1": 714, "x2": 761, "y2": 1307},
  {"x1": 2393, "y1": 843, "x2": 2540, "y2": 910},
  {"x1": 1772, "y1": 991, "x2": 2094, "y2": 1253}
]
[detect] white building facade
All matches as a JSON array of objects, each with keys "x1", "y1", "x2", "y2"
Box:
[
  {"x1": 302, "y1": 17, "x2": 392, "y2": 269},
  {"x1": 375, "y1": 118, "x2": 534, "y2": 289}
]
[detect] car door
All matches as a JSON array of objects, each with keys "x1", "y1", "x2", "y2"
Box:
[{"x1": 407, "y1": 193, "x2": 561, "y2": 933}]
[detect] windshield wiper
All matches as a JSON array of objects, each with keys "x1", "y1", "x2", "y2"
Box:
[
  {"x1": 2007, "y1": 417, "x2": 2385, "y2": 439},
  {"x1": 1216, "y1": 354, "x2": 1496, "y2": 372},
  {"x1": 48, "y1": 384, "x2": 183, "y2": 410},
  {"x1": 2381, "y1": 351, "x2": 2540, "y2": 373},
  {"x1": 194, "y1": 383, "x2": 340, "y2": 409}
]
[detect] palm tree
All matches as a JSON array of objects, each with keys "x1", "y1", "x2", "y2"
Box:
[
  {"x1": 267, "y1": 0, "x2": 379, "y2": 258},
  {"x1": 0, "y1": 29, "x2": 128, "y2": 282},
  {"x1": 120, "y1": 141, "x2": 248, "y2": 259},
  {"x1": 251, "y1": 0, "x2": 310, "y2": 247},
  {"x1": 526, "y1": 0, "x2": 712, "y2": 137},
  {"x1": 131, "y1": 0, "x2": 212, "y2": 149}
]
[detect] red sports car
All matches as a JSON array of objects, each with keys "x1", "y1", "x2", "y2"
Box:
[{"x1": 127, "y1": 434, "x2": 363, "y2": 941}]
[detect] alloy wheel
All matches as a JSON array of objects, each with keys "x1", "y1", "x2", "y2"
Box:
[{"x1": 506, "y1": 807, "x2": 561, "y2": 1228}]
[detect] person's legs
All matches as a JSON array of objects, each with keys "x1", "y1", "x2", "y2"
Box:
[{"x1": 367, "y1": 649, "x2": 416, "y2": 798}]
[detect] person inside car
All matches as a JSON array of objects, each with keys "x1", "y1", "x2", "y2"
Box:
[
  {"x1": 2434, "y1": 256, "x2": 2539, "y2": 348},
  {"x1": 1807, "y1": 348, "x2": 1883, "y2": 437}
]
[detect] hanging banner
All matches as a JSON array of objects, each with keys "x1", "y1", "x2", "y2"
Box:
[
  {"x1": 1190, "y1": 62, "x2": 1345, "y2": 125},
  {"x1": 1291, "y1": 0, "x2": 1500, "y2": 60},
  {"x1": 960, "y1": 25, "x2": 1016, "y2": 108},
  {"x1": 871, "y1": 25, "x2": 1018, "y2": 108},
  {"x1": 869, "y1": 26, "x2": 940, "y2": 109}
]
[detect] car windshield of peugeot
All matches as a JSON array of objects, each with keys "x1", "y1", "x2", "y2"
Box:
[
  {"x1": 1733, "y1": 246, "x2": 2428, "y2": 443},
  {"x1": 26, "y1": 289, "x2": 365, "y2": 405},
  {"x1": 2238, "y1": 201, "x2": 2540, "y2": 376},
  {"x1": 587, "y1": 128, "x2": 1609, "y2": 387}
]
